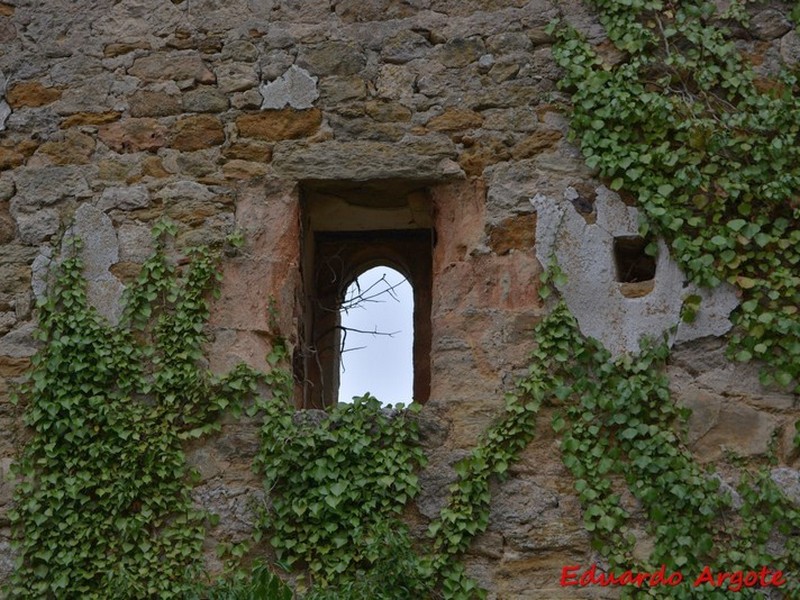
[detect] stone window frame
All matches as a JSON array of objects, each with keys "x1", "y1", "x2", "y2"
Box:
[{"x1": 298, "y1": 183, "x2": 433, "y2": 409}]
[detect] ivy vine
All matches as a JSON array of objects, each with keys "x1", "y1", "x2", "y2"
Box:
[
  {"x1": 254, "y1": 372, "x2": 429, "y2": 597},
  {"x1": 550, "y1": 0, "x2": 800, "y2": 392},
  {"x1": 543, "y1": 1, "x2": 800, "y2": 594},
  {"x1": 8, "y1": 223, "x2": 261, "y2": 598},
  {"x1": 543, "y1": 301, "x2": 800, "y2": 598}
]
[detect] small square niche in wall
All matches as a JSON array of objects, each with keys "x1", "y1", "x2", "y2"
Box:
[{"x1": 613, "y1": 235, "x2": 656, "y2": 286}]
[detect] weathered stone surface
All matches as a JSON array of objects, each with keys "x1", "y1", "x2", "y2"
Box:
[
  {"x1": 215, "y1": 62, "x2": 258, "y2": 93},
  {"x1": 751, "y1": 8, "x2": 792, "y2": 40},
  {"x1": 12, "y1": 165, "x2": 91, "y2": 208},
  {"x1": 488, "y1": 213, "x2": 536, "y2": 255},
  {"x1": 0, "y1": 203, "x2": 13, "y2": 244},
  {"x1": 0, "y1": 1, "x2": 796, "y2": 593},
  {"x1": 230, "y1": 90, "x2": 263, "y2": 110},
  {"x1": 221, "y1": 39, "x2": 259, "y2": 62},
  {"x1": 0, "y1": 356, "x2": 29, "y2": 377},
  {"x1": 319, "y1": 75, "x2": 367, "y2": 104},
  {"x1": 60, "y1": 111, "x2": 121, "y2": 128},
  {"x1": 458, "y1": 135, "x2": 511, "y2": 176},
  {"x1": 97, "y1": 185, "x2": 150, "y2": 212},
  {"x1": 0, "y1": 101, "x2": 9, "y2": 133},
  {"x1": 365, "y1": 100, "x2": 412, "y2": 122},
  {"x1": 155, "y1": 180, "x2": 216, "y2": 205},
  {"x1": 259, "y1": 65, "x2": 319, "y2": 110},
  {"x1": 298, "y1": 42, "x2": 367, "y2": 76},
  {"x1": 0, "y1": 71, "x2": 9, "y2": 131},
  {"x1": 678, "y1": 386, "x2": 778, "y2": 461},
  {"x1": 6, "y1": 81, "x2": 62, "y2": 108},
  {"x1": 437, "y1": 37, "x2": 486, "y2": 67},
  {"x1": 117, "y1": 221, "x2": 153, "y2": 263},
  {"x1": 489, "y1": 60, "x2": 520, "y2": 83},
  {"x1": 335, "y1": 0, "x2": 417, "y2": 22},
  {"x1": 780, "y1": 30, "x2": 800, "y2": 65},
  {"x1": 427, "y1": 108, "x2": 483, "y2": 131},
  {"x1": 99, "y1": 118, "x2": 168, "y2": 153},
  {"x1": 0, "y1": 146, "x2": 24, "y2": 171},
  {"x1": 174, "y1": 151, "x2": 217, "y2": 179},
  {"x1": 0, "y1": 176, "x2": 13, "y2": 201},
  {"x1": 128, "y1": 53, "x2": 216, "y2": 84},
  {"x1": 37, "y1": 130, "x2": 95, "y2": 165},
  {"x1": 0, "y1": 321, "x2": 37, "y2": 358},
  {"x1": 128, "y1": 90, "x2": 182, "y2": 117},
  {"x1": 182, "y1": 87, "x2": 229, "y2": 113},
  {"x1": 103, "y1": 41, "x2": 150, "y2": 58},
  {"x1": 511, "y1": 129, "x2": 562, "y2": 158},
  {"x1": 375, "y1": 64, "x2": 416, "y2": 105},
  {"x1": 170, "y1": 115, "x2": 225, "y2": 151},
  {"x1": 141, "y1": 156, "x2": 170, "y2": 179},
  {"x1": 222, "y1": 159, "x2": 269, "y2": 179},
  {"x1": 382, "y1": 30, "x2": 432, "y2": 64},
  {"x1": 222, "y1": 141, "x2": 272, "y2": 163},
  {"x1": 0, "y1": 311, "x2": 15, "y2": 335},
  {"x1": 236, "y1": 109, "x2": 321, "y2": 141},
  {"x1": 272, "y1": 139, "x2": 463, "y2": 181},
  {"x1": 487, "y1": 32, "x2": 533, "y2": 54},
  {"x1": 14, "y1": 208, "x2": 61, "y2": 244},
  {"x1": 771, "y1": 467, "x2": 800, "y2": 505}
]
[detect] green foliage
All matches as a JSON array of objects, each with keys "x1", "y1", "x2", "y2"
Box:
[
  {"x1": 8, "y1": 225, "x2": 261, "y2": 598},
  {"x1": 550, "y1": 0, "x2": 800, "y2": 391},
  {"x1": 191, "y1": 561, "x2": 294, "y2": 600},
  {"x1": 303, "y1": 520, "x2": 432, "y2": 600},
  {"x1": 254, "y1": 378, "x2": 427, "y2": 590},
  {"x1": 539, "y1": 301, "x2": 800, "y2": 598}
]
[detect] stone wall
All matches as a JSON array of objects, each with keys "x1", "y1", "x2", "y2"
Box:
[{"x1": 0, "y1": 0, "x2": 798, "y2": 596}]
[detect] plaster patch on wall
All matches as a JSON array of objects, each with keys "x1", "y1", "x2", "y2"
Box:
[
  {"x1": 531, "y1": 187, "x2": 739, "y2": 356},
  {"x1": 259, "y1": 65, "x2": 319, "y2": 110},
  {"x1": 33, "y1": 204, "x2": 125, "y2": 324}
]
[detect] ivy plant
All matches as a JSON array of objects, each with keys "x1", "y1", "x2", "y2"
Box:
[
  {"x1": 254, "y1": 362, "x2": 429, "y2": 595},
  {"x1": 8, "y1": 223, "x2": 261, "y2": 598},
  {"x1": 550, "y1": 0, "x2": 800, "y2": 392}
]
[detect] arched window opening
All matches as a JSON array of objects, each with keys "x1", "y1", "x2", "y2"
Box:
[
  {"x1": 300, "y1": 185, "x2": 433, "y2": 409},
  {"x1": 338, "y1": 266, "x2": 414, "y2": 405}
]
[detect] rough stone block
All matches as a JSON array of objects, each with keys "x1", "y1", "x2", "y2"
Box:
[
  {"x1": 426, "y1": 108, "x2": 484, "y2": 131},
  {"x1": 37, "y1": 130, "x2": 95, "y2": 165},
  {"x1": 128, "y1": 53, "x2": 216, "y2": 84},
  {"x1": 97, "y1": 185, "x2": 150, "y2": 212},
  {"x1": 235, "y1": 108, "x2": 321, "y2": 141},
  {"x1": 272, "y1": 138, "x2": 462, "y2": 181},
  {"x1": 11, "y1": 165, "x2": 91, "y2": 208},
  {"x1": 128, "y1": 90, "x2": 182, "y2": 117},
  {"x1": 215, "y1": 62, "x2": 258, "y2": 93},
  {"x1": 437, "y1": 37, "x2": 486, "y2": 68},
  {"x1": 381, "y1": 30, "x2": 432, "y2": 64},
  {"x1": 182, "y1": 87, "x2": 229, "y2": 113},
  {"x1": 6, "y1": 81, "x2": 62, "y2": 108},
  {"x1": 99, "y1": 118, "x2": 168, "y2": 153},
  {"x1": 170, "y1": 114, "x2": 226, "y2": 151},
  {"x1": 60, "y1": 111, "x2": 121, "y2": 128},
  {"x1": 297, "y1": 41, "x2": 366, "y2": 76}
]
